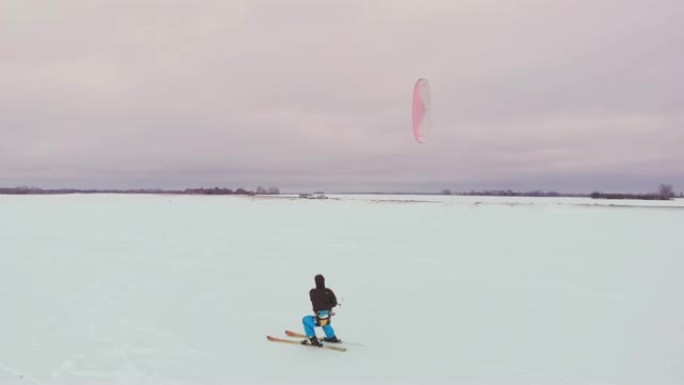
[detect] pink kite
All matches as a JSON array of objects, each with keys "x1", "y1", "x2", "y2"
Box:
[{"x1": 412, "y1": 78, "x2": 431, "y2": 143}]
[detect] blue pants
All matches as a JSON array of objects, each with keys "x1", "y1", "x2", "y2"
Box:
[{"x1": 302, "y1": 315, "x2": 336, "y2": 338}]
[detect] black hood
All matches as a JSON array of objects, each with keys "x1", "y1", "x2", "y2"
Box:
[{"x1": 314, "y1": 274, "x2": 325, "y2": 289}]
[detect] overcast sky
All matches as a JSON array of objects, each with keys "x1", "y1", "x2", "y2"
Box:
[{"x1": 1, "y1": 0, "x2": 682, "y2": 193}]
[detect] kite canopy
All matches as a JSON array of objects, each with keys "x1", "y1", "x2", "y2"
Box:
[{"x1": 412, "y1": 78, "x2": 431, "y2": 143}]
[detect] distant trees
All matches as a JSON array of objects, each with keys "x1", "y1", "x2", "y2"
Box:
[
  {"x1": 452, "y1": 189, "x2": 563, "y2": 197},
  {"x1": 256, "y1": 186, "x2": 280, "y2": 195},
  {"x1": 184, "y1": 187, "x2": 236, "y2": 195},
  {"x1": 437, "y1": 184, "x2": 681, "y2": 201},
  {"x1": 659, "y1": 184, "x2": 674, "y2": 200},
  {"x1": 590, "y1": 191, "x2": 653, "y2": 200},
  {"x1": 590, "y1": 183, "x2": 677, "y2": 201},
  {"x1": 0, "y1": 186, "x2": 283, "y2": 196},
  {"x1": 3, "y1": 183, "x2": 677, "y2": 199},
  {"x1": 183, "y1": 185, "x2": 280, "y2": 196},
  {"x1": 0, "y1": 186, "x2": 45, "y2": 194}
]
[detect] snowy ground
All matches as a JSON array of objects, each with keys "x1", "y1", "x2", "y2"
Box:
[{"x1": 1, "y1": 194, "x2": 682, "y2": 385}]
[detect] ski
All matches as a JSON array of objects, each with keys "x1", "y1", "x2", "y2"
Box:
[
  {"x1": 284, "y1": 330, "x2": 307, "y2": 338},
  {"x1": 284, "y1": 330, "x2": 364, "y2": 347},
  {"x1": 266, "y1": 336, "x2": 347, "y2": 352}
]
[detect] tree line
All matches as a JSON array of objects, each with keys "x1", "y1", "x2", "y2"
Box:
[
  {"x1": 0, "y1": 186, "x2": 281, "y2": 196},
  {"x1": 440, "y1": 184, "x2": 681, "y2": 200},
  {"x1": 589, "y1": 184, "x2": 678, "y2": 200}
]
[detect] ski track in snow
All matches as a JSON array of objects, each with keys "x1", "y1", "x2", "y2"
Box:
[
  {"x1": 0, "y1": 362, "x2": 44, "y2": 385},
  {"x1": 521, "y1": 278, "x2": 626, "y2": 301},
  {"x1": 455, "y1": 360, "x2": 618, "y2": 385}
]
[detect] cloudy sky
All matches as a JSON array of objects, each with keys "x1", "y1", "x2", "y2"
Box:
[{"x1": 2, "y1": 0, "x2": 682, "y2": 193}]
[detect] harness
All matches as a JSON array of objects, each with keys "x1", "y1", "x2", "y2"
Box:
[{"x1": 315, "y1": 310, "x2": 331, "y2": 326}]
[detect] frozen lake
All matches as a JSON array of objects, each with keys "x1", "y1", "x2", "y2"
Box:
[{"x1": 1, "y1": 194, "x2": 682, "y2": 384}]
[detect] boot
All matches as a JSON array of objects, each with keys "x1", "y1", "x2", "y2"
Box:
[
  {"x1": 302, "y1": 336, "x2": 323, "y2": 347},
  {"x1": 322, "y1": 336, "x2": 342, "y2": 343}
]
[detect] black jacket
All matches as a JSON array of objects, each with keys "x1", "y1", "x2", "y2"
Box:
[{"x1": 309, "y1": 287, "x2": 338, "y2": 312}]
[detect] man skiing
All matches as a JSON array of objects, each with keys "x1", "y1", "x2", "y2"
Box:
[{"x1": 302, "y1": 274, "x2": 342, "y2": 347}]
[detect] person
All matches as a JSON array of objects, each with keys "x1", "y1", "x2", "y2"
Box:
[{"x1": 301, "y1": 274, "x2": 342, "y2": 346}]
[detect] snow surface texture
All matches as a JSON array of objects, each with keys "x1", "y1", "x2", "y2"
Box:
[{"x1": 1, "y1": 194, "x2": 683, "y2": 385}]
